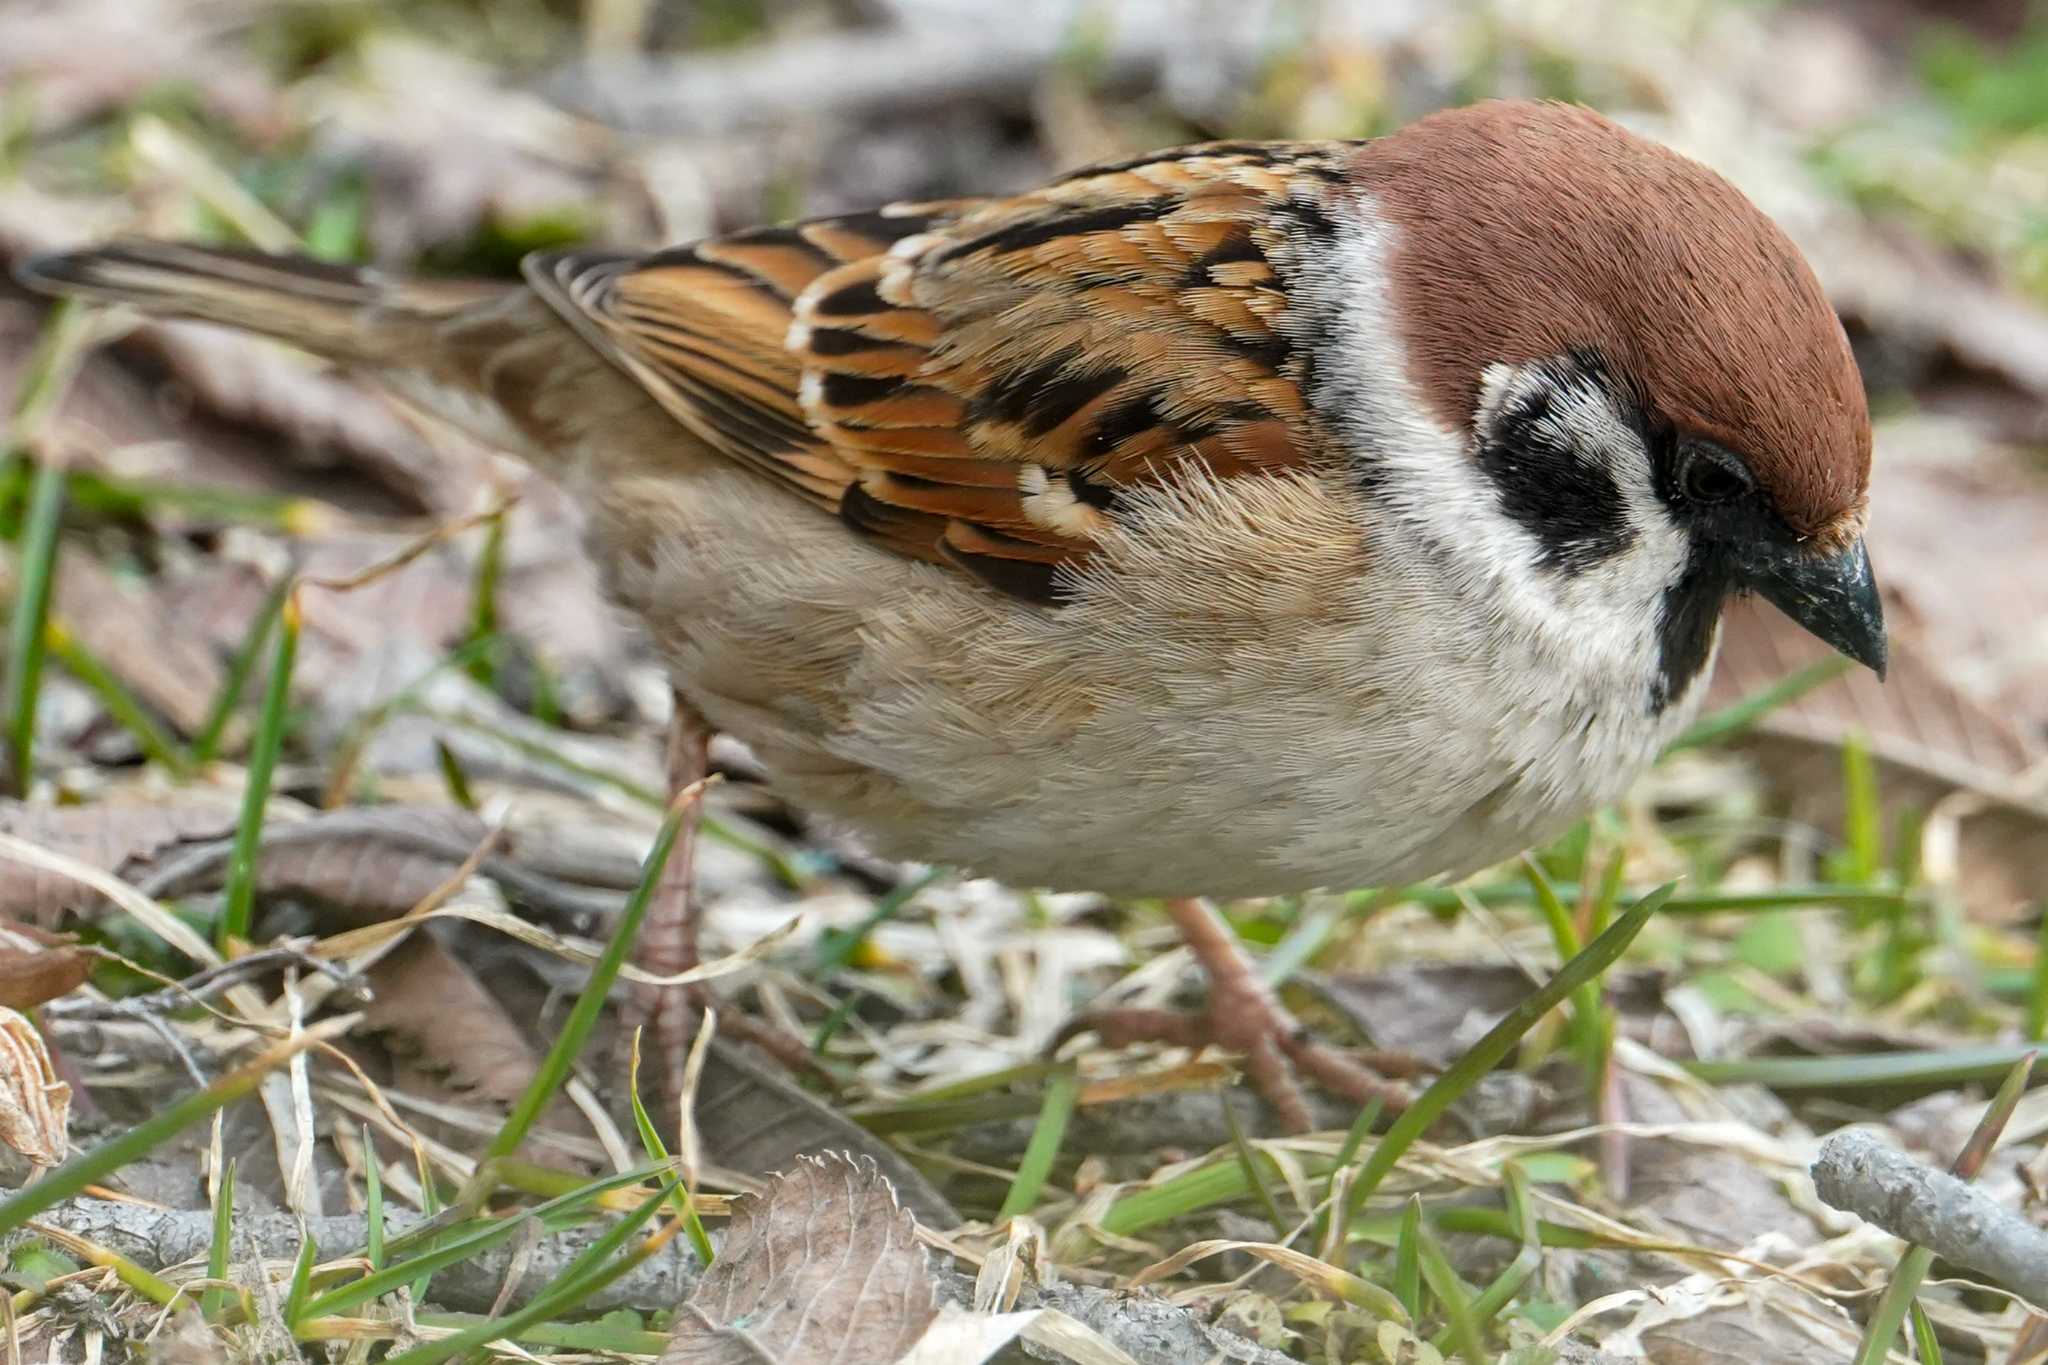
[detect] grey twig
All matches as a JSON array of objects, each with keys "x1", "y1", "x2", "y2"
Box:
[
  {"x1": 48, "y1": 942, "x2": 360, "y2": 1023},
  {"x1": 1811, "y1": 1128, "x2": 2048, "y2": 1308}
]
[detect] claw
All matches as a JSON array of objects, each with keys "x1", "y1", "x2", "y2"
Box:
[{"x1": 1061, "y1": 898, "x2": 1416, "y2": 1133}]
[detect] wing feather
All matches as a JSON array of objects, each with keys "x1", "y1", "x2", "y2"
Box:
[{"x1": 526, "y1": 146, "x2": 1350, "y2": 602}]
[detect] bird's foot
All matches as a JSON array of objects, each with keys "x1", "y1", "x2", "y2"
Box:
[
  {"x1": 1061, "y1": 898, "x2": 1419, "y2": 1133},
  {"x1": 1065, "y1": 987, "x2": 1416, "y2": 1134}
]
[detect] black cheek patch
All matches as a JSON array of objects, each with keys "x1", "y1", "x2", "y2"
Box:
[
  {"x1": 1474, "y1": 415, "x2": 1638, "y2": 575},
  {"x1": 1650, "y1": 549, "x2": 1732, "y2": 713}
]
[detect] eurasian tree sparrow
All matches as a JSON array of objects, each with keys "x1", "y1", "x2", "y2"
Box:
[{"x1": 18, "y1": 100, "x2": 1885, "y2": 1130}]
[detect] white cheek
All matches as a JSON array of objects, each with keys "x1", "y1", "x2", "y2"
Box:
[{"x1": 1308, "y1": 201, "x2": 1692, "y2": 698}]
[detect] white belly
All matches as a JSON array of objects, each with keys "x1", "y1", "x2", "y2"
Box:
[{"x1": 590, "y1": 461, "x2": 1711, "y2": 901}]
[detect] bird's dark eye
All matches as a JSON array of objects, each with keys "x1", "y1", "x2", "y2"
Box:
[{"x1": 1678, "y1": 447, "x2": 1750, "y2": 504}]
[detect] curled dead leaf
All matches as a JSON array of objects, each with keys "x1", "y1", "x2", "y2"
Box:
[
  {"x1": 0, "y1": 923, "x2": 92, "y2": 1010},
  {"x1": 662, "y1": 1151, "x2": 938, "y2": 1365},
  {"x1": 0, "y1": 797, "x2": 245, "y2": 925},
  {"x1": 0, "y1": 1007, "x2": 70, "y2": 1166}
]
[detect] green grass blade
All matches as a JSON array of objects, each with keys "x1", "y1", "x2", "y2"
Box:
[
  {"x1": 1439, "y1": 1162, "x2": 1541, "y2": 1349},
  {"x1": 0, "y1": 1017, "x2": 350, "y2": 1232},
  {"x1": 1854, "y1": 1246, "x2": 1934, "y2": 1365},
  {"x1": 1311, "y1": 1096, "x2": 1385, "y2": 1251},
  {"x1": 411, "y1": 1313, "x2": 667, "y2": 1355},
  {"x1": 1341, "y1": 883, "x2": 1672, "y2": 1224},
  {"x1": 282, "y1": 1228, "x2": 318, "y2": 1327},
  {"x1": 3, "y1": 300, "x2": 87, "y2": 458},
  {"x1": 1415, "y1": 1223, "x2": 1483, "y2": 1362},
  {"x1": 300, "y1": 1165, "x2": 664, "y2": 1321},
  {"x1": 1099, "y1": 1154, "x2": 1298, "y2": 1239},
  {"x1": 47, "y1": 469, "x2": 313, "y2": 530},
  {"x1": 626, "y1": 1027, "x2": 714, "y2": 1266},
  {"x1": 1329, "y1": 1095, "x2": 1384, "y2": 1174},
  {"x1": 416, "y1": 708, "x2": 805, "y2": 885},
  {"x1": 1426, "y1": 1206, "x2": 1604, "y2": 1249},
  {"x1": 44, "y1": 621, "x2": 189, "y2": 774},
  {"x1": 485, "y1": 791, "x2": 695, "y2": 1162},
  {"x1": 218, "y1": 590, "x2": 300, "y2": 951},
  {"x1": 850, "y1": 1093, "x2": 1042, "y2": 1138},
  {"x1": 202, "y1": 1158, "x2": 236, "y2": 1321},
  {"x1": 1525, "y1": 855, "x2": 1603, "y2": 1080},
  {"x1": 1393, "y1": 1195, "x2": 1422, "y2": 1320},
  {"x1": 462, "y1": 510, "x2": 504, "y2": 688},
  {"x1": 375, "y1": 1183, "x2": 675, "y2": 1365},
  {"x1": 1222, "y1": 1099, "x2": 1288, "y2": 1239},
  {"x1": 1688, "y1": 1046, "x2": 2045, "y2": 1091},
  {"x1": 24, "y1": 1224, "x2": 180, "y2": 1306},
  {"x1": 433, "y1": 738, "x2": 477, "y2": 811},
  {"x1": 1841, "y1": 733, "x2": 1883, "y2": 884},
  {"x1": 1908, "y1": 1300, "x2": 1944, "y2": 1363},
  {"x1": 998, "y1": 1063, "x2": 1079, "y2": 1221},
  {"x1": 3, "y1": 452, "x2": 66, "y2": 797},
  {"x1": 1949, "y1": 1050, "x2": 2034, "y2": 1181},
  {"x1": 192, "y1": 576, "x2": 289, "y2": 765},
  {"x1": 408, "y1": 1141, "x2": 440, "y2": 1304}
]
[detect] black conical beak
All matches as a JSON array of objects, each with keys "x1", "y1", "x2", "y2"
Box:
[{"x1": 1739, "y1": 536, "x2": 1888, "y2": 678}]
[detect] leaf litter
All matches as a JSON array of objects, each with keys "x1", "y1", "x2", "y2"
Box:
[{"x1": 2, "y1": 0, "x2": 2048, "y2": 1361}]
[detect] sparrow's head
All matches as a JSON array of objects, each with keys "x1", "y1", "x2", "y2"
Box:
[{"x1": 1312, "y1": 99, "x2": 1882, "y2": 711}]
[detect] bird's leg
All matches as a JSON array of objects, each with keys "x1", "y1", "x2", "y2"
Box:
[
  {"x1": 627, "y1": 692, "x2": 711, "y2": 1111},
  {"x1": 626, "y1": 694, "x2": 830, "y2": 1118},
  {"x1": 1066, "y1": 897, "x2": 1416, "y2": 1134}
]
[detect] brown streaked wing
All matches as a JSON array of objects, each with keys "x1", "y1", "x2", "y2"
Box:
[
  {"x1": 792, "y1": 143, "x2": 1345, "y2": 599},
  {"x1": 528, "y1": 145, "x2": 1346, "y2": 603},
  {"x1": 522, "y1": 208, "x2": 973, "y2": 553}
]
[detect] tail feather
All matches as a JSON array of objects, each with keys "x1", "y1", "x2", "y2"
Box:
[
  {"x1": 11, "y1": 240, "x2": 566, "y2": 456},
  {"x1": 13, "y1": 240, "x2": 497, "y2": 366}
]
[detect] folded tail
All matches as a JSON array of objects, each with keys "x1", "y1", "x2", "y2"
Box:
[
  {"x1": 12, "y1": 239, "x2": 508, "y2": 366},
  {"x1": 12, "y1": 240, "x2": 581, "y2": 458}
]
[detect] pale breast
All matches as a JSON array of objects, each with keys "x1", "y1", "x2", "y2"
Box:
[{"x1": 587, "y1": 457, "x2": 1703, "y2": 900}]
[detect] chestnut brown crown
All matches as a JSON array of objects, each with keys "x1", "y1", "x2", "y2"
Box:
[{"x1": 1348, "y1": 99, "x2": 1870, "y2": 545}]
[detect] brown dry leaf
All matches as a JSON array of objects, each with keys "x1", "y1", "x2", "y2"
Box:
[
  {"x1": 248, "y1": 807, "x2": 493, "y2": 929},
  {"x1": 0, "y1": 1006, "x2": 70, "y2": 1166},
  {"x1": 123, "y1": 319, "x2": 484, "y2": 516},
  {"x1": 694, "y1": 1044, "x2": 958, "y2": 1230},
  {"x1": 125, "y1": 805, "x2": 501, "y2": 929},
  {"x1": 0, "y1": 796, "x2": 244, "y2": 924},
  {"x1": 1859, "y1": 427, "x2": 2048, "y2": 726},
  {"x1": 0, "y1": 924, "x2": 92, "y2": 1010},
  {"x1": 1710, "y1": 595, "x2": 2042, "y2": 791},
  {"x1": 1308, "y1": 963, "x2": 1539, "y2": 1069},
  {"x1": 43, "y1": 551, "x2": 224, "y2": 736},
  {"x1": 662, "y1": 1151, "x2": 938, "y2": 1365},
  {"x1": 1612, "y1": 1075, "x2": 1815, "y2": 1251},
  {"x1": 362, "y1": 934, "x2": 544, "y2": 1113},
  {"x1": 1639, "y1": 1300, "x2": 1862, "y2": 1364},
  {"x1": 1710, "y1": 584, "x2": 2048, "y2": 918}
]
